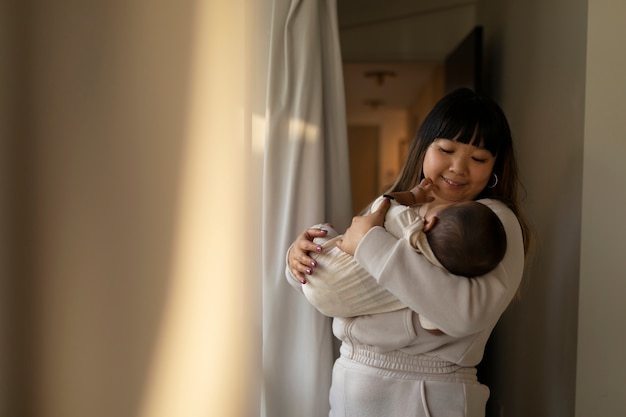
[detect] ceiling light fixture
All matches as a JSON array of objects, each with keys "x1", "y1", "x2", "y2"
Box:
[{"x1": 364, "y1": 70, "x2": 397, "y2": 86}]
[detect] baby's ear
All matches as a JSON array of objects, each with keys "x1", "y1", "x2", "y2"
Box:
[{"x1": 423, "y1": 216, "x2": 438, "y2": 232}]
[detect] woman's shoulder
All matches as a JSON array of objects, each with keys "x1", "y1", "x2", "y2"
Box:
[
  {"x1": 477, "y1": 198, "x2": 523, "y2": 242},
  {"x1": 476, "y1": 198, "x2": 514, "y2": 217}
]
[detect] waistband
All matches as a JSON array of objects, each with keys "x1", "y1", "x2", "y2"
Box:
[{"x1": 340, "y1": 343, "x2": 478, "y2": 383}]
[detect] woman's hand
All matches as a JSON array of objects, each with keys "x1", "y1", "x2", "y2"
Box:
[
  {"x1": 287, "y1": 226, "x2": 329, "y2": 284},
  {"x1": 337, "y1": 197, "x2": 391, "y2": 256}
]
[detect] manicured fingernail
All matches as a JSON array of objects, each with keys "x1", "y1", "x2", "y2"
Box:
[
  {"x1": 305, "y1": 268, "x2": 312, "y2": 275},
  {"x1": 300, "y1": 278, "x2": 307, "y2": 284},
  {"x1": 310, "y1": 260, "x2": 317, "y2": 267},
  {"x1": 316, "y1": 245, "x2": 322, "y2": 252},
  {"x1": 382, "y1": 194, "x2": 394, "y2": 200}
]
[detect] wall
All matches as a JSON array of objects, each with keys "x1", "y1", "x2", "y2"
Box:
[
  {"x1": 408, "y1": 65, "x2": 445, "y2": 138},
  {"x1": 0, "y1": 0, "x2": 15, "y2": 414},
  {"x1": 4, "y1": 1, "x2": 261, "y2": 416},
  {"x1": 477, "y1": 0, "x2": 587, "y2": 416},
  {"x1": 23, "y1": 2, "x2": 191, "y2": 415},
  {"x1": 576, "y1": 1, "x2": 626, "y2": 416}
]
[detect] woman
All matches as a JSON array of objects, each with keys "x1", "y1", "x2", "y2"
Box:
[{"x1": 286, "y1": 88, "x2": 532, "y2": 417}]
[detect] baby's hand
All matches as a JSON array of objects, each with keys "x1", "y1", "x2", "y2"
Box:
[
  {"x1": 409, "y1": 178, "x2": 438, "y2": 205},
  {"x1": 383, "y1": 190, "x2": 416, "y2": 206},
  {"x1": 385, "y1": 178, "x2": 438, "y2": 206}
]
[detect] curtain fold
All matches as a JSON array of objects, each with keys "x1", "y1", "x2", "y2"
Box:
[{"x1": 261, "y1": 1, "x2": 352, "y2": 416}]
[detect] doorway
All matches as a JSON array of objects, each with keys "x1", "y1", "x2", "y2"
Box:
[{"x1": 348, "y1": 125, "x2": 380, "y2": 215}]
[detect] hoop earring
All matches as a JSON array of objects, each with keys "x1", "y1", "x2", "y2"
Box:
[{"x1": 488, "y1": 173, "x2": 498, "y2": 189}]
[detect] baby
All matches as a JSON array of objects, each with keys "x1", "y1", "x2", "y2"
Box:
[{"x1": 301, "y1": 180, "x2": 507, "y2": 334}]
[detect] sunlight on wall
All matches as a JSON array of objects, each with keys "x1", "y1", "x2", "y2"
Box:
[{"x1": 138, "y1": 1, "x2": 256, "y2": 416}]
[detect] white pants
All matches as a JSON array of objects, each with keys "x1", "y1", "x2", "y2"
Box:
[{"x1": 329, "y1": 345, "x2": 489, "y2": 417}]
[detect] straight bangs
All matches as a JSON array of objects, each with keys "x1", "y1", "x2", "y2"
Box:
[{"x1": 434, "y1": 97, "x2": 509, "y2": 157}]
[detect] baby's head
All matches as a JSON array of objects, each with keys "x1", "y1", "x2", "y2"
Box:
[{"x1": 425, "y1": 201, "x2": 507, "y2": 277}]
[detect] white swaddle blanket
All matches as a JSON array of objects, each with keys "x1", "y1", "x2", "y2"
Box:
[{"x1": 302, "y1": 196, "x2": 442, "y2": 330}]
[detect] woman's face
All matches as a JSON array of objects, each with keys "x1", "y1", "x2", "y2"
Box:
[{"x1": 422, "y1": 138, "x2": 496, "y2": 203}]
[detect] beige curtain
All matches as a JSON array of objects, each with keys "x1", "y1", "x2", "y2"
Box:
[{"x1": 262, "y1": 0, "x2": 352, "y2": 416}]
